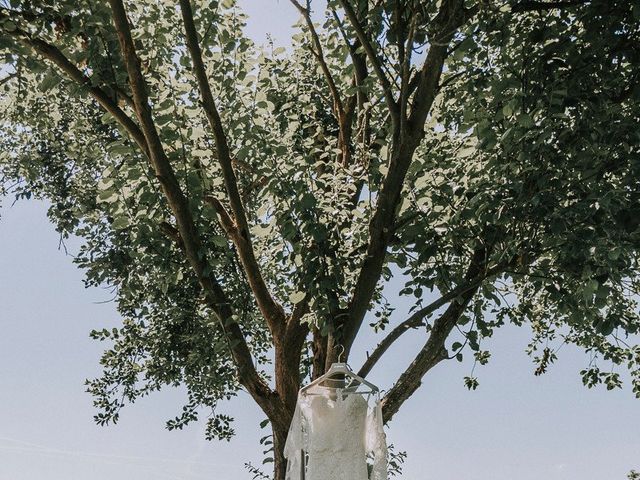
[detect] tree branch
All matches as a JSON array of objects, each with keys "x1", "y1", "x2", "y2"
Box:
[
  {"x1": 342, "y1": 0, "x2": 475, "y2": 357},
  {"x1": 408, "y1": 1, "x2": 478, "y2": 129},
  {"x1": 358, "y1": 262, "x2": 506, "y2": 379},
  {"x1": 159, "y1": 221, "x2": 185, "y2": 250},
  {"x1": 331, "y1": 8, "x2": 370, "y2": 172},
  {"x1": 289, "y1": 0, "x2": 345, "y2": 122},
  {"x1": 311, "y1": 326, "x2": 328, "y2": 380},
  {"x1": 0, "y1": 71, "x2": 17, "y2": 87},
  {"x1": 399, "y1": 12, "x2": 418, "y2": 133},
  {"x1": 179, "y1": 0, "x2": 286, "y2": 333},
  {"x1": 337, "y1": 0, "x2": 400, "y2": 123},
  {"x1": 0, "y1": 14, "x2": 147, "y2": 154},
  {"x1": 290, "y1": 0, "x2": 356, "y2": 165},
  {"x1": 381, "y1": 285, "x2": 476, "y2": 423},
  {"x1": 381, "y1": 246, "x2": 496, "y2": 423},
  {"x1": 106, "y1": 0, "x2": 288, "y2": 430}
]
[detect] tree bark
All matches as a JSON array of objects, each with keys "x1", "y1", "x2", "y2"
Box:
[{"x1": 273, "y1": 425, "x2": 289, "y2": 480}]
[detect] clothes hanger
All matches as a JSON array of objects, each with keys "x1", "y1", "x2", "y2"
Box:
[{"x1": 300, "y1": 346, "x2": 379, "y2": 395}]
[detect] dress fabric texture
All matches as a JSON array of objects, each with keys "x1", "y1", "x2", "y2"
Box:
[{"x1": 284, "y1": 385, "x2": 388, "y2": 480}]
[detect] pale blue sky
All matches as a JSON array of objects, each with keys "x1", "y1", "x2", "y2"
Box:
[{"x1": 0, "y1": 2, "x2": 638, "y2": 479}]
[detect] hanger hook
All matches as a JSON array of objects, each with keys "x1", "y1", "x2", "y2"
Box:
[{"x1": 337, "y1": 344, "x2": 345, "y2": 363}]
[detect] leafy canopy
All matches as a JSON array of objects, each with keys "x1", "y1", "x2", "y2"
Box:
[{"x1": 0, "y1": 0, "x2": 639, "y2": 462}]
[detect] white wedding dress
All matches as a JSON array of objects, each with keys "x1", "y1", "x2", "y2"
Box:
[{"x1": 284, "y1": 385, "x2": 388, "y2": 480}]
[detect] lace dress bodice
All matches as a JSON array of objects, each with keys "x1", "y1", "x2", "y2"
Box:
[{"x1": 284, "y1": 386, "x2": 388, "y2": 480}]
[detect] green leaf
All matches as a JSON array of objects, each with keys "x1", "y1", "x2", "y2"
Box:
[
  {"x1": 39, "y1": 72, "x2": 61, "y2": 92},
  {"x1": 212, "y1": 235, "x2": 228, "y2": 247},
  {"x1": 288, "y1": 291, "x2": 306, "y2": 304},
  {"x1": 517, "y1": 113, "x2": 534, "y2": 128},
  {"x1": 112, "y1": 216, "x2": 130, "y2": 230}
]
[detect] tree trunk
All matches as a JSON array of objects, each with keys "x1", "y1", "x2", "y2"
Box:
[
  {"x1": 273, "y1": 425, "x2": 288, "y2": 480},
  {"x1": 270, "y1": 331, "x2": 305, "y2": 480}
]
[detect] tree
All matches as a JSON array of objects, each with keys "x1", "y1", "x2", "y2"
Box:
[{"x1": 1, "y1": 0, "x2": 639, "y2": 477}]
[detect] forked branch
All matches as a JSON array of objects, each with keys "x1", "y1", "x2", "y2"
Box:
[
  {"x1": 381, "y1": 246, "x2": 499, "y2": 423},
  {"x1": 289, "y1": 0, "x2": 346, "y2": 123},
  {"x1": 358, "y1": 262, "x2": 507, "y2": 379},
  {"x1": 342, "y1": 0, "x2": 475, "y2": 357},
  {"x1": 179, "y1": 0, "x2": 286, "y2": 333},
  {"x1": 0, "y1": 13, "x2": 147, "y2": 153},
  {"x1": 107, "y1": 0, "x2": 288, "y2": 430},
  {"x1": 337, "y1": 0, "x2": 399, "y2": 122}
]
